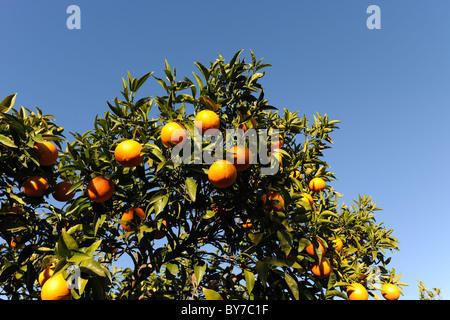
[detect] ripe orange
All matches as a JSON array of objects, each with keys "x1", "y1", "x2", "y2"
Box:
[
  {"x1": 311, "y1": 257, "x2": 331, "y2": 278},
  {"x1": 22, "y1": 176, "x2": 49, "y2": 197},
  {"x1": 330, "y1": 237, "x2": 343, "y2": 252},
  {"x1": 228, "y1": 145, "x2": 253, "y2": 172},
  {"x1": 194, "y1": 110, "x2": 220, "y2": 134},
  {"x1": 153, "y1": 220, "x2": 167, "y2": 240},
  {"x1": 41, "y1": 273, "x2": 71, "y2": 300},
  {"x1": 381, "y1": 283, "x2": 400, "y2": 300},
  {"x1": 301, "y1": 193, "x2": 314, "y2": 207},
  {"x1": 346, "y1": 283, "x2": 369, "y2": 300},
  {"x1": 262, "y1": 191, "x2": 284, "y2": 212},
  {"x1": 114, "y1": 139, "x2": 145, "y2": 167},
  {"x1": 121, "y1": 207, "x2": 146, "y2": 232},
  {"x1": 38, "y1": 266, "x2": 55, "y2": 286},
  {"x1": 241, "y1": 219, "x2": 253, "y2": 229},
  {"x1": 309, "y1": 177, "x2": 326, "y2": 193},
  {"x1": 87, "y1": 176, "x2": 115, "y2": 203},
  {"x1": 52, "y1": 181, "x2": 76, "y2": 202},
  {"x1": 161, "y1": 122, "x2": 188, "y2": 147},
  {"x1": 10, "y1": 236, "x2": 25, "y2": 249},
  {"x1": 270, "y1": 134, "x2": 284, "y2": 150},
  {"x1": 208, "y1": 160, "x2": 237, "y2": 188},
  {"x1": 34, "y1": 141, "x2": 58, "y2": 166},
  {"x1": 305, "y1": 238, "x2": 326, "y2": 257}
]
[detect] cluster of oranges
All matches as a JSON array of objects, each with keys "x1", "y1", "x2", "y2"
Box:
[
  {"x1": 21, "y1": 141, "x2": 76, "y2": 201},
  {"x1": 304, "y1": 236, "x2": 400, "y2": 300}
]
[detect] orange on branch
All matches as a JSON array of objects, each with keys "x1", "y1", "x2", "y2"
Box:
[
  {"x1": 194, "y1": 109, "x2": 220, "y2": 134},
  {"x1": 41, "y1": 273, "x2": 71, "y2": 300},
  {"x1": 34, "y1": 141, "x2": 58, "y2": 166},
  {"x1": 346, "y1": 283, "x2": 369, "y2": 300},
  {"x1": 208, "y1": 160, "x2": 237, "y2": 188},
  {"x1": 121, "y1": 207, "x2": 146, "y2": 232},
  {"x1": 38, "y1": 266, "x2": 55, "y2": 287},
  {"x1": 52, "y1": 181, "x2": 76, "y2": 202},
  {"x1": 309, "y1": 177, "x2": 326, "y2": 193},
  {"x1": 22, "y1": 176, "x2": 49, "y2": 197},
  {"x1": 114, "y1": 139, "x2": 145, "y2": 167},
  {"x1": 87, "y1": 176, "x2": 115, "y2": 203},
  {"x1": 161, "y1": 122, "x2": 188, "y2": 147},
  {"x1": 228, "y1": 145, "x2": 253, "y2": 172},
  {"x1": 262, "y1": 191, "x2": 284, "y2": 212},
  {"x1": 381, "y1": 283, "x2": 400, "y2": 300},
  {"x1": 310, "y1": 257, "x2": 332, "y2": 278}
]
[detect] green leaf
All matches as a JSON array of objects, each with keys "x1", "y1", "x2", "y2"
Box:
[
  {"x1": 80, "y1": 258, "x2": 106, "y2": 277},
  {"x1": 255, "y1": 261, "x2": 269, "y2": 288},
  {"x1": 84, "y1": 239, "x2": 102, "y2": 256},
  {"x1": 0, "y1": 93, "x2": 17, "y2": 113},
  {"x1": 0, "y1": 134, "x2": 17, "y2": 148},
  {"x1": 244, "y1": 269, "x2": 255, "y2": 295},
  {"x1": 325, "y1": 289, "x2": 348, "y2": 300},
  {"x1": 194, "y1": 261, "x2": 207, "y2": 285},
  {"x1": 284, "y1": 273, "x2": 299, "y2": 300},
  {"x1": 202, "y1": 210, "x2": 216, "y2": 220},
  {"x1": 166, "y1": 262, "x2": 179, "y2": 276},
  {"x1": 277, "y1": 230, "x2": 292, "y2": 256},
  {"x1": 202, "y1": 288, "x2": 223, "y2": 300},
  {"x1": 55, "y1": 237, "x2": 70, "y2": 259},
  {"x1": 67, "y1": 250, "x2": 91, "y2": 262},
  {"x1": 154, "y1": 195, "x2": 168, "y2": 217},
  {"x1": 248, "y1": 232, "x2": 263, "y2": 245},
  {"x1": 61, "y1": 228, "x2": 78, "y2": 251},
  {"x1": 185, "y1": 177, "x2": 197, "y2": 202}
]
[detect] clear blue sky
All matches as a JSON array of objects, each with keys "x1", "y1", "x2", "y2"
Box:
[{"x1": 2, "y1": 0, "x2": 450, "y2": 300}]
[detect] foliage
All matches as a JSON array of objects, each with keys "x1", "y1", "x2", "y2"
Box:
[
  {"x1": 417, "y1": 280, "x2": 442, "y2": 300},
  {"x1": 0, "y1": 50, "x2": 406, "y2": 300}
]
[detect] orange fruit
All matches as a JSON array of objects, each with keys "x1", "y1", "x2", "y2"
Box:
[
  {"x1": 381, "y1": 283, "x2": 400, "y2": 300},
  {"x1": 305, "y1": 238, "x2": 326, "y2": 257},
  {"x1": 22, "y1": 176, "x2": 49, "y2": 197},
  {"x1": 52, "y1": 181, "x2": 76, "y2": 202},
  {"x1": 38, "y1": 266, "x2": 55, "y2": 287},
  {"x1": 262, "y1": 191, "x2": 284, "y2": 212},
  {"x1": 208, "y1": 160, "x2": 237, "y2": 188},
  {"x1": 270, "y1": 134, "x2": 284, "y2": 150},
  {"x1": 10, "y1": 236, "x2": 25, "y2": 249},
  {"x1": 301, "y1": 193, "x2": 314, "y2": 206},
  {"x1": 114, "y1": 139, "x2": 145, "y2": 167},
  {"x1": 161, "y1": 122, "x2": 188, "y2": 147},
  {"x1": 34, "y1": 141, "x2": 58, "y2": 166},
  {"x1": 121, "y1": 207, "x2": 146, "y2": 232},
  {"x1": 41, "y1": 273, "x2": 71, "y2": 300},
  {"x1": 346, "y1": 283, "x2": 369, "y2": 300},
  {"x1": 311, "y1": 257, "x2": 331, "y2": 278},
  {"x1": 228, "y1": 145, "x2": 253, "y2": 172},
  {"x1": 309, "y1": 177, "x2": 326, "y2": 193},
  {"x1": 87, "y1": 176, "x2": 115, "y2": 203},
  {"x1": 194, "y1": 110, "x2": 220, "y2": 134},
  {"x1": 153, "y1": 220, "x2": 168, "y2": 240},
  {"x1": 330, "y1": 237, "x2": 343, "y2": 252},
  {"x1": 241, "y1": 219, "x2": 253, "y2": 229}
]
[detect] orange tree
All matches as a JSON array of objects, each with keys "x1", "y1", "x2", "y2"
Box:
[{"x1": 0, "y1": 50, "x2": 407, "y2": 300}]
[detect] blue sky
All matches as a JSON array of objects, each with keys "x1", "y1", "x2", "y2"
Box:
[{"x1": 2, "y1": 0, "x2": 450, "y2": 300}]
